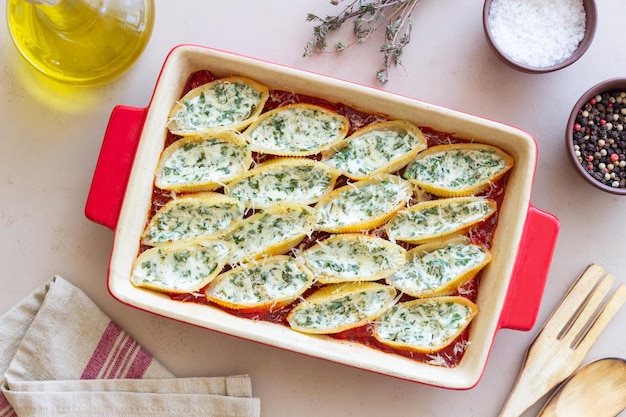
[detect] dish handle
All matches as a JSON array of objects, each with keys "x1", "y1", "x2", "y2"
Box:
[
  {"x1": 85, "y1": 105, "x2": 147, "y2": 230},
  {"x1": 497, "y1": 205, "x2": 560, "y2": 331}
]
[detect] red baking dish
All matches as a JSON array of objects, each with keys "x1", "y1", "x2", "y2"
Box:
[{"x1": 85, "y1": 45, "x2": 559, "y2": 389}]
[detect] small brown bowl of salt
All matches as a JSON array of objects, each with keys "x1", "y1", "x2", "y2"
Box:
[{"x1": 483, "y1": 0, "x2": 597, "y2": 73}]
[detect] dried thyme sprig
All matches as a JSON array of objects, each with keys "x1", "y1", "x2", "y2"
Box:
[{"x1": 304, "y1": 0, "x2": 421, "y2": 83}]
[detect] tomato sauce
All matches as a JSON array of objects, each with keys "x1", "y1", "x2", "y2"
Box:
[{"x1": 156, "y1": 70, "x2": 510, "y2": 368}]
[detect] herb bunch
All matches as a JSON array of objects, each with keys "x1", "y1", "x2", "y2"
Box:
[{"x1": 304, "y1": 0, "x2": 421, "y2": 83}]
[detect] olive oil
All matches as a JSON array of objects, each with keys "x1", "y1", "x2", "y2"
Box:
[{"x1": 7, "y1": 0, "x2": 154, "y2": 85}]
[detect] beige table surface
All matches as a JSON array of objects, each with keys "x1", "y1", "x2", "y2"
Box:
[{"x1": 1, "y1": 1, "x2": 625, "y2": 416}]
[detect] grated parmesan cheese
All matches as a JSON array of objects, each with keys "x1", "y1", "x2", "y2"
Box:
[{"x1": 488, "y1": 0, "x2": 586, "y2": 68}]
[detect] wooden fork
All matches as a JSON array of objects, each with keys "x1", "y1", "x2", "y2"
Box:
[{"x1": 498, "y1": 263, "x2": 626, "y2": 417}]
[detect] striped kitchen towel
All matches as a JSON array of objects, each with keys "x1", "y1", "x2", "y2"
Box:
[{"x1": 0, "y1": 276, "x2": 260, "y2": 417}]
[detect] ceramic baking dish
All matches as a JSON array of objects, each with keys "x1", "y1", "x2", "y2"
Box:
[{"x1": 85, "y1": 45, "x2": 559, "y2": 389}]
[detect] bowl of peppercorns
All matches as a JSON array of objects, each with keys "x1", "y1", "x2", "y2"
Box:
[{"x1": 567, "y1": 78, "x2": 626, "y2": 194}]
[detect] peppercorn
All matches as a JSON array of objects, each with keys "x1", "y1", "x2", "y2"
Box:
[{"x1": 573, "y1": 90, "x2": 626, "y2": 188}]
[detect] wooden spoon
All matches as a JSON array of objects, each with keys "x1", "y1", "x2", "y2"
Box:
[{"x1": 537, "y1": 358, "x2": 626, "y2": 417}]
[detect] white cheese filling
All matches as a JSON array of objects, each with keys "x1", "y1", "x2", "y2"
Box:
[
  {"x1": 158, "y1": 139, "x2": 249, "y2": 186},
  {"x1": 289, "y1": 289, "x2": 392, "y2": 331},
  {"x1": 301, "y1": 236, "x2": 405, "y2": 282},
  {"x1": 325, "y1": 129, "x2": 420, "y2": 177},
  {"x1": 404, "y1": 148, "x2": 508, "y2": 189},
  {"x1": 143, "y1": 199, "x2": 243, "y2": 245},
  {"x1": 387, "y1": 243, "x2": 488, "y2": 294},
  {"x1": 228, "y1": 162, "x2": 334, "y2": 207},
  {"x1": 375, "y1": 300, "x2": 473, "y2": 348},
  {"x1": 315, "y1": 176, "x2": 412, "y2": 229},
  {"x1": 207, "y1": 257, "x2": 311, "y2": 305},
  {"x1": 388, "y1": 198, "x2": 493, "y2": 240},
  {"x1": 226, "y1": 205, "x2": 314, "y2": 263},
  {"x1": 169, "y1": 80, "x2": 264, "y2": 133},
  {"x1": 131, "y1": 241, "x2": 231, "y2": 292},
  {"x1": 248, "y1": 107, "x2": 346, "y2": 153}
]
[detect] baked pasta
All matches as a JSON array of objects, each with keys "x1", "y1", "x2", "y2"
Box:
[
  {"x1": 224, "y1": 203, "x2": 316, "y2": 264},
  {"x1": 243, "y1": 103, "x2": 349, "y2": 156},
  {"x1": 314, "y1": 174, "x2": 412, "y2": 233},
  {"x1": 322, "y1": 119, "x2": 427, "y2": 179},
  {"x1": 225, "y1": 158, "x2": 340, "y2": 209},
  {"x1": 141, "y1": 193, "x2": 244, "y2": 246},
  {"x1": 135, "y1": 71, "x2": 516, "y2": 366},
  {"x1": 130, "y1": 239, "x2": 232, "y2": 294},
  {"x1": 385, "y1": 197, "x2": 497, "y2": 244},
  {"x1": 167, "y1": 76, "x2": 269, "y2": 136},
  {"x1": 205, "y1": 255, "x2": 314, "y2": 311},
  {"x1": 403, "y1": 143, "x2": 514, "y2": 197},
  {"x1": 373, "y1": 296, "x2": 478, "y2": 353},
  {"x1": 287, "y1": 282, "x2": 397, "y2": 334},
  {"x1": 155, "y1": 131, "x2": 252, "y2": 192},
  {"x1": 385, "y1": 236, "x2": 492, "y2": 298},
  {"x1": 299, "y1": 233, "x2": 406, "y2": 284}
]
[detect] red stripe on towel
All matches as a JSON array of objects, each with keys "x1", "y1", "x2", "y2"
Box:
[
  {"x1": 81, "y1": 321, "x2": 152, "y2": 380},
  {"x1": 0, "y1": 391, "x2": 17, "y2": 417},
  {"x1": 124, "y1": 342, "x2": 153, "y2": 379},
  {"x1": 99, "y1": 326, "x2": 128, "y2": 379}
]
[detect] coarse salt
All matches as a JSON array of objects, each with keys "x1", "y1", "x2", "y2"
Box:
[{"x1": 488, "y1": 0, "x2": 586, "y2": 68}]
